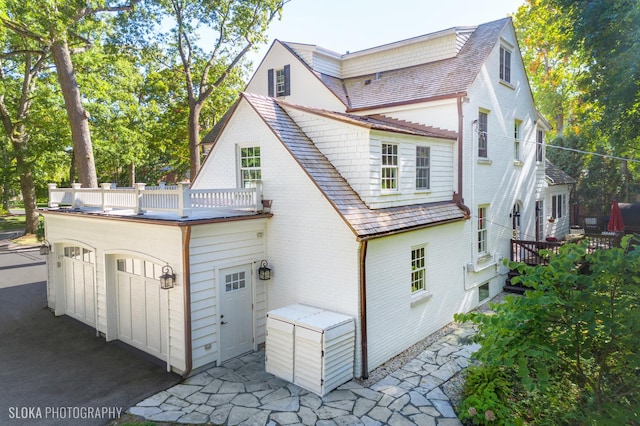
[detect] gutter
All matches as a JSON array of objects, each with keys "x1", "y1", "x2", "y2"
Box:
[{"x1": 181, "y1": 224, "x2": 193, "y2": 378}]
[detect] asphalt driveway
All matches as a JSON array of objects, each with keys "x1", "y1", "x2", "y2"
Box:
[{"x1": 0, "y1": 249, "x2": 180, "y2": 425}]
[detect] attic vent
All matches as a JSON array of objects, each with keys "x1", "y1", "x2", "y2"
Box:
[
  {"x1": 375, "y1": 72, "x2": 382, "y2": 80},
  {"x1": 364, "y1": 79, "x2": 371, "y2": 85}
]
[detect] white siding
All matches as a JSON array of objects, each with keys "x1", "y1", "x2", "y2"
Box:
[
  {"x1": 189, "y1": 219, "x2": 267, "y2": 369},
  {"x1": 341, "y1": 31, "x2": 458, "y2": 78},
  {"x1": 41, "y1": 213, "x2": 187, "y2": 373},
  {"x1": 367, "y1": 131, "x2": 455, "y2": 208},
  {"x1": 545, "y1": 185, "x2": 571, "y2": 239}
]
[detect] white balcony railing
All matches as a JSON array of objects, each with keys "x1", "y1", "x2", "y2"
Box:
[{"x1": 47, "y1": 182, "x2": 263, "y2": 218}]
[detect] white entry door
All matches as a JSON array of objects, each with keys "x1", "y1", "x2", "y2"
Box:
[
  {"x1": 219, "y1": 265, "x2": 253, "y2": 362},
  {"x1": 115, "y1": 258, "x2": 166, "y2": 361},
  {"x1": 62, "y1": 246, "x2": 96, "y2": 326}
]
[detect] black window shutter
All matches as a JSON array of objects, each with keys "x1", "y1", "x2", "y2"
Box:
[
  {"x1": 284, "y1": 64, "x2": 291, "y2": 96},
  {"x1": 267, "y1": 68, "x2": 274, "y2": 97}
]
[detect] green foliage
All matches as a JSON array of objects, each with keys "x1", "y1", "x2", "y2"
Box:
[
  {"x1": 455, "y1": 237, "x2": 640, "y2": 424},
  {"x1": 458, "y1": 365, "x2": 515, "y2": 425}
]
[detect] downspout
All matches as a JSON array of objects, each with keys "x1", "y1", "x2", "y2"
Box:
[
  {"x1": 181, "y1": 224, "x2": 193, "y2": 378},
  {"x1": 455, "y1": 96, "x2": 471, "y2": 218},
  {"x1": 359, "y1": 239, "x2": 369, "y2": 379}
]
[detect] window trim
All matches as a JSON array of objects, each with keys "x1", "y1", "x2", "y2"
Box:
[
  {"x1": 381, "y1": 143, "x2": 399, "y2": 191},
  {"x1": 514, "y1": 120, "x2": 522, "y2": 162},
  {"x1": 411, "y1": 245, "x2": 426, "y2": 294},
  {"x1": 239, "y1": 145, "x2": 262, "y2": 188},
  {"x1": 415, "y1": 145, "x2": 431, "y2": 191},
  {"x1": 477, "y1": 205, "x2": 488, "y2": 255},
  {"x1": 536, "y1": 129, "x2": 544, "y2": 162},
  {"x1": 552, "y1": 194, "x2": 563, "y2": 219},
  {"x1": 478, "y1": 111, "x2": 488, "y2": 158},
  {"x1": 500, "y1": 46, "x2": 512, "y2": 83},
  {"x1": 267, "y1": 64, "x2": 290, "y2": 97}
]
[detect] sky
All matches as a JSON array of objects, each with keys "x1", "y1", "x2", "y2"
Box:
[{"x1": 249, "y1": 0, "x2": 526, "y2": 66}]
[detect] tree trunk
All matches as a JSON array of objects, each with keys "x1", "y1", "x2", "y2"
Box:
[
  {"x1": 11, "y1": 140, "x2": 38, "y2": 234},
  {"x1": 51, "y1": 39, "x2": 98, "y2": 188},
  {"x1": 188, "y1": 102, "x2": 203, "y2": 182},
  {"x1": 68, "y1": 149, "x2": 76, "y2": 184},
  {"x1": 128, "y1": 162, "x2": 135, "y2": 187}
]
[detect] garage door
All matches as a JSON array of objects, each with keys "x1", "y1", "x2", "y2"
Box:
[
  {"x1": 62, "y1": 246, "x2": 96, "y2": 327},
  {"x1": 115, "y1": 258, "x2": 166, "y2": 361}
]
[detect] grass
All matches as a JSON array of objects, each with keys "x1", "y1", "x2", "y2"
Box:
[
  {"x1": 0, "y1": 214, "x2": 26, "y2": 232},
  {"x1": 11, "y1": 233, "x2": 38, "y2": 245}
]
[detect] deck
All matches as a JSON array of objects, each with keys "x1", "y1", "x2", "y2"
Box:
[
  {"x1": 505, "y1": 234, "x2": 622, "y2": 294},
  {"x1": 47, "y1": 182, "x2": 264, "y2": 218}
]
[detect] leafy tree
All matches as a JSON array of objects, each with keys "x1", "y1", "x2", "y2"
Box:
[
  {"x1": 456, "y1": 237, "x2": 640, "y2": 424},
  {"x1": 1, "y1": 0, "x2": 141, "y2": 188},
  {"x1": 131, "y1": 0, "x2": 290, "y2": 181},
  {"x1": 0, "y1": 18, "x2": 50, "y2": 232}
]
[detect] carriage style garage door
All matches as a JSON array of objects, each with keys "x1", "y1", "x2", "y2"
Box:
[
  {"x1": 62, "y1": 246, "x2": 96, "y2": 327},
  {"x1": 115, "y1": 258, "x2": 167, "y2": 361}
]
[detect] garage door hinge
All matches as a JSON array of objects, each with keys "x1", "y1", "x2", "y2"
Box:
[{"x1": 321, "y1": 350, "x2": 324, "y2": 358}]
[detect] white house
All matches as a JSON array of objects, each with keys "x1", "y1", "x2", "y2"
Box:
[{"x1": 40, "y1": 17, "x2": 573, "y2": 378}]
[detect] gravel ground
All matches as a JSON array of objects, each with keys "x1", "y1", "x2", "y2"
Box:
[{"x1": 356, "y1": 292, "x2": 514, "y2": 409}]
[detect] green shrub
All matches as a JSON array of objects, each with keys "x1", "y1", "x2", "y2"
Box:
[
  {"x1": 458, "y1": 365, "x2": 515, "y2": 425},
  {"x1": 456, "y1": 236, "x2": 640, "y2": 424}
]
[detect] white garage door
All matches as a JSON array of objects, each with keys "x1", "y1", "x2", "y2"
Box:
[
  {"x1": 115, "y1": 258, "x2": 167, "y2": 361},
  {"x1": 62, "y1": 246, "x2": 96, "y2": 327}
]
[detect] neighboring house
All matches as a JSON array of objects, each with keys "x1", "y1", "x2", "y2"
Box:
[
  {"x1": 544, "y1": 160, "x2": 576, "y2": 240},
  {"x1": 40, "y1": 17, "x2": 559, "y2": 378}
]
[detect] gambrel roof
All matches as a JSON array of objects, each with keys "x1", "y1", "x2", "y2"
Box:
[
  {"x1": 240, "y1": 93, "x2": 466, "y2": 239},
  {"x1": 280, "y1": 18, "x2": 510, "y2": 111}
]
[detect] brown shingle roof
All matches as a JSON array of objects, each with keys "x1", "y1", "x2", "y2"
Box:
[
  {"x1": 282, "y1": 18, "x2": 510, "y2": 111},
  {"x1": 242, "y1": 93, "x2": 466, "y2": 239},
  {"x1": 545, "y1": 160, "x2": 577, "y2": 185}
]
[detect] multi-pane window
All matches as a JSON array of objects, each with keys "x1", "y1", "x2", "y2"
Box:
[
  {"x1": 225, "y1": 271, "x2": 246, "y2": 293},
  {"x1": 411, "y1": 246, "x2": 426, "y2": 293},
  {"x1": 500, "y1": 46, "x2": 511, "y2": 83},
  {"x1": 63, "y1": 246, "x2": 95, "y2": 263},
  {"x1": 381, "y1": 143, "x2": 398, "y2": 190},
  {"x1": 416, "y1": 146, "x2": 430, "y2": 190},
  {"x1": 478, "y1": 111, "x2": 488, "y2": 157},
  {"x1": 240, "y1": 146, "x2": 261, "y2": 188},
  {"x1": 514, "y1": 121, "x2": 521, "y2": 161},
  {"x1": 536, "y1": 129, "x2": 544, "y2": 162},
  {"x1": 116, "y1": 258, "x2": 162, "y2": 279},
  {"x1": 268, "y1": 65, "x2": 290, "y2": 97},
  {"x1": 552, "y1": 194, "x2": 563, "y2": 219},
  {"x1": 477, "y1": 206, "x2": 488, "y2": 254},
  {"x1": 276, "y1": 69, "x2": 286, "y2": 96}
]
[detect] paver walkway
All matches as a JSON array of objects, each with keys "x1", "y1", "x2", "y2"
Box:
[{"x1": 128, "y1": 322, "x2": 479, "y2": 425}]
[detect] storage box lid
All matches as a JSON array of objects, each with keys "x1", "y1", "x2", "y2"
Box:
[
  {"x1": 266, "y1": 304, "x2": 324, "y2": 322},
  {"x1": 295, "y1": 310, "x2": 354, "y2": 332}
]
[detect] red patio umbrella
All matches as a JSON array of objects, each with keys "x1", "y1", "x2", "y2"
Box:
[{"x1": 608, "y1": 200, "x2": 625, "y2": 233}]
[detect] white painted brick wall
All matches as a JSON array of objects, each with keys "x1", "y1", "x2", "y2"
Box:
[{"x1": 462, "y1": 24, "x2": 547, "y2": 271}]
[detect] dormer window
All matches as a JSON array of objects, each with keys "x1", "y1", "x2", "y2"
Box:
[
  {"x1": 500, "y1": 46, "x2": 511, "y2": 83},
  {"x1": 267, "y1": 65, "x2": 290, "y2": 97},
  {"x1": 381, "y1": 143, "x2": 398, "y2": 190}
]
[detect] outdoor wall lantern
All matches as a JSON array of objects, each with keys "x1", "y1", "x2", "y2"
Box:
[
  {"x1": 159, "y1": 265, "x2": 176, "y2": 290},
  {"x1": 258, "y1": 260, "x2": 271, "y2": 281},
  {"x1": 39, "y1": 240, "x2": 51, "y2": 256}
]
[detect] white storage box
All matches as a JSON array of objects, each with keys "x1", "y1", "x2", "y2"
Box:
[
  {"x1": 265, "y1": 305, "x2": 355, "y2": 395},
  {"x1": 265, "y1": 305, "x2": 323, "y2": 382}
]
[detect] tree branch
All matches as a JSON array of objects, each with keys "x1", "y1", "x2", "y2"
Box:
[{"x1": 72, "y1": 0, "x2": 142, "y2": 23}]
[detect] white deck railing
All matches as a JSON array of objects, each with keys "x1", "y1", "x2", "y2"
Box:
[{"x1": 47, "y1": 182, "x2": 263, "y2": 218}]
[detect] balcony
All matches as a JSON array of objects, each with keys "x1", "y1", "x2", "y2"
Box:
[{"x1": 47, "y1": 182, "x2": 264, "y2": 218}]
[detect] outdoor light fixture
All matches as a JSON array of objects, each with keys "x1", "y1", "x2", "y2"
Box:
[
  {"x1": 39, "y1": 240, "x2": 51, "y2": 256},
  {"x1": 159, "y1": 265, "x2": 175, "y2": 290},
  {"x1": 258, "y1": 260, "x2": 271, "y2": 281}
]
